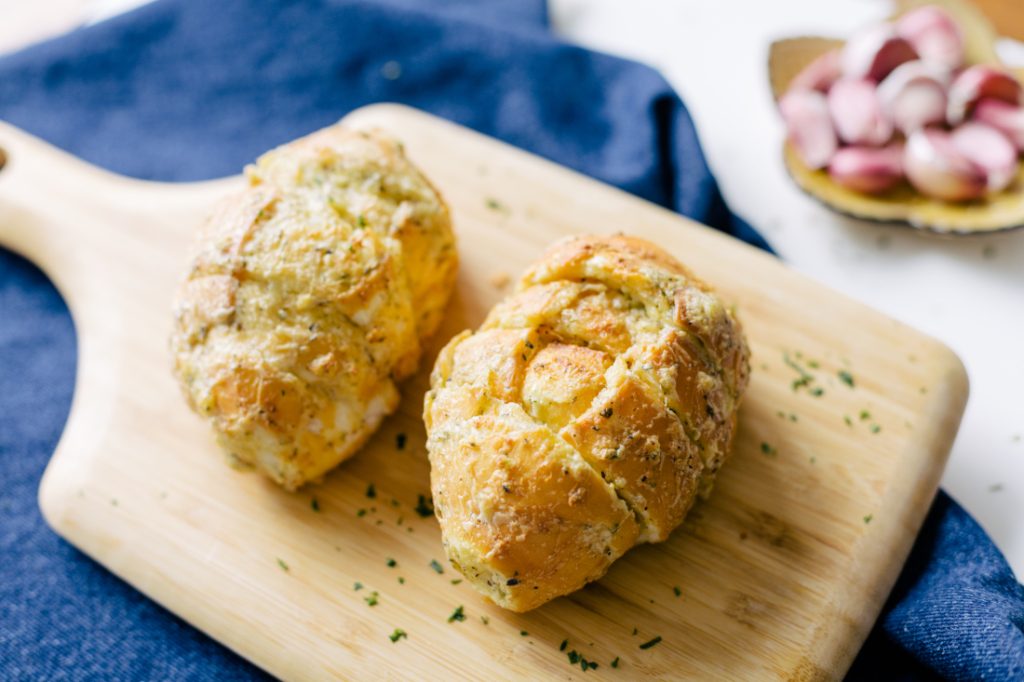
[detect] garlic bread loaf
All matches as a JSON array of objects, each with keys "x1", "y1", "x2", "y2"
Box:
[
  {"x1": 424, "y1": 235, "x2": 749, "y2": 611},
  {"x1": 172, "y1": 125, "x2": 457, "y2": 490}
]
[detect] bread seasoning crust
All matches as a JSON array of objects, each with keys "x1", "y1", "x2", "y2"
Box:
[
  {"x1": 171, "y1": 125, "x2": 457, "y2": 490},
  {"x1": 424, "y1": 235, "x2": 749, "y2": 612}
]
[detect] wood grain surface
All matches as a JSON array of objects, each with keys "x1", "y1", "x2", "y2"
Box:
[{"x1": 0, "y1": 105, "x2": 967, "y2": 680}]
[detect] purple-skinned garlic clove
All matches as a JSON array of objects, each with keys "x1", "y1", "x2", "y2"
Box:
[
  {"x1": 947, "y1": 65, "x2": 1023, "y2": 124},
  {"x1": 952, "y1": 122, "x2": 1018, "y2": 192},
  {"x1": 779, "y1": 89, "x2": 838, "y2": 169},
  {"x1": 904, "y1": 128, "x2": 988, "y2": 201},
  {"x1": 828, "y1": 143, "x2": 905, "y2": 194},
  {"x1": 828, "y1": 78, "x2": 894, "y2": 146},
  {"x1": 972, "y1": 99, "x2": 1024, "y2": 151},
  {"x1": 841, "y1": 23, "x2": 918, "y2": 82},
  {"x1": 788, "y1": 49, "x2": 842, "y2": 93},
  {"x1": 877, "y1": 61, "x2": 949, "y2": 135},
  {"x1": 895, "y1": 5, "x2": 964, "y2": 69}
]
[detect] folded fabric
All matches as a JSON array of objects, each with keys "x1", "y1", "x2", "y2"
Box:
[{"x1": 0, "y1": 0, "x2": 1019, "y2": 679}]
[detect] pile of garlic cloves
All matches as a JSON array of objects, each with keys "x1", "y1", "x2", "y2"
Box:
[{"x1": 779, "y1": 5, "x2": 1024, "y2": 202}]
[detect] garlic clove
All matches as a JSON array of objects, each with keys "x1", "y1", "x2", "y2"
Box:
[
  {"x1": 788, "y1": 48, "x2": 842, "y2": 94},
  {"x1": 828, "y1": 143, "x2": 905, "y2": 194},
  {"x1": 877, "y1": 60, "x2": 949, "y2": 135},
  {"x1": 947, "y1": 65, "x2": 1023, "y2": 124},
  {"x1": 895, "y1": 5, "x2": 964, "y2": 69},
  {"x1": 972, "y1": 99, "x2": 1024, "y2": 151},
  {"x1": 828, "y1": 77, "x2": 894, "y2": 146},
  {"x1": 841, "y1": 23, "x2": 918, "y2": 82},
  {"x1": 904, "y1": 128, "x2": 988, "y2": 200},
  {"x1": 952, "y1": 122, "x2": 1018, "y2": 192},
  {"x1": 786, "y1": 47, "x2": 843, "y2": 93},
  {"x1": 779, "y1": 90, "x2": 838, "y2": 169}
]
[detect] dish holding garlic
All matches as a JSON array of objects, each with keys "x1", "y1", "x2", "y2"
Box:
[{"x1": 778, "y1": 4, "x2": 1023, "y2": 203}]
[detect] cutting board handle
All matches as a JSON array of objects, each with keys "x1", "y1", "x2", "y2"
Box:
[{"x1": 0, "y1": 121, "x2": 235, "y2": 313}]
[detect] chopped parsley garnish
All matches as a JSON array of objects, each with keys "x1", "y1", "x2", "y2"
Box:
[
  {"x1": 760, "y1": 442, "x2": 777, "y2": 456},
  {"x1": 784, "y1": 352, "x2": 815, "y2": 390},
  {"x1": 357, "y1": 214, "x2": 367, "y2": 227},
  {"x1": 430, "y1": 559, "x2": 444, "y2": 574},
  {"x1": 506, "y1": 578, "x2": 519, "y2": 586},
  {"x1": 809, "y1": 387, "x2": 825, "y2": 397},
  {"x1": 386, "y1": 558, "x2": 397, "y2": 568},
  {"x1": 365, "y1": 483, "x2": 376, "y2": 499},
  {"x1": 838, "y1": 370, "x2": 855, "y2": 388},
  {"x1": 631, "y1": 627, "x2": 638, "y2": 636},
  {"x1": 277, "y1": 558, "x2": 289, "y2": 572},
  {"x1": 611, "y1": 656, "x2": 620, "y2": 668},
  {"x1": 365, "y1": 591, "x2": 379, "y2": 606},
  {"x1": 859, "y1": 410, "x2": 871, "y2": 421},
  {"x1": 356, "y1": 508, "x2": 367, "y2": 517},
  {"x1": 398, "y1": 577, "x2": 405, "y2": 584},
  {"x1": 310, "y1": 497, "x2": 320, "y2": 512},
  {"x1": 389, "y1": 628, "x2": 407, "y2": 643},
  {"x1": 567, "y1": 650, "x2": 597, "y2": 671},
  {"x1": 447, "y1": 605, "x2": 465, "y2": 623},
  {"x1": 414, "y1": 495, "x2": 435, "y2": 517},
  {"x1": 639, "y1": 636, "x2": 662, "y2": 650},
  {"x1": 560, "y1": 639, "x2": 568, "y2": 651},
  {"x1": 354, "y1": 582, "x2": 364, "y2": 591},
  {"x1": 520, "y1": 630, "x2": 529, "y2": 637},
  {"x1": 485, "y1": 197, "x2": 507, "y2": 212},
  {"x1": 870, "y1": 424, "x2": 881, "y2": 434},
  {"x1": 844, "y1": 415, "x2": 853, "y2": 426},
  {"x1": 396, "y1": 433, "x2": 407, "y2": 450},
  {"x1": 673, "y1": 586, "x2": 682, "y2": 597},
  {"x1": 450, "y1": 579, "x2": 462, "y2": 585},
  {"x1": 863, "y1": 514, "x2": 873, "y2": 524},
  {"x1": 480, "y1": 616, "x2": 489, "y2": 625}
]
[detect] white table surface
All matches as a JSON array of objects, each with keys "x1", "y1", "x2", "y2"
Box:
[{"x1": 34, "y1": 0, "x2": 1024, "y2": 578}]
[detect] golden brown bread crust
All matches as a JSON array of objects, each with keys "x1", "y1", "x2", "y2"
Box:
[
  {"x1": 424, "y1": 234, "x2": 749, "y2": 611},
  {"x1": 171, "y1": 125, "x2": 457, "y2": 490}
]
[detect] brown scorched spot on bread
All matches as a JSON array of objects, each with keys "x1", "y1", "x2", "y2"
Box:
[
  {"x1": 171, "y1": 125, "x2": 457, "y2": 490},
  {"x1": 424, "y1": 235, "x2": 749, "y2": 612}
]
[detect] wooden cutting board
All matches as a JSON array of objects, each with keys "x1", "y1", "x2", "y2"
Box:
[{"x1": 0, "y1": 105, "x2": 967, "y2": 680}]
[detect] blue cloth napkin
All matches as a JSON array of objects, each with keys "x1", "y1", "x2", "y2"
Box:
[{"x1": 0, "y1": 0, "x2": 1019, "y2": 679}]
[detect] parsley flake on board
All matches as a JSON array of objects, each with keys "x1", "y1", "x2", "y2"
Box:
[
  {"x1": 365, "y1": 591, "x2": 379, "y2": 606},
  {"x1": 396, "y1": 433, "x2": 407, "y2": 450},
  {"x1": 310, "y1": 497, "x2": 320, "y2": 512},
  {"x1": 639, "y1": 636, "x2": 662, "y2": 650},
  {"x1": 838, "y1": 370, "x2": 855, "y2": 387},
  {"x1": 447, "y1": 605, "x2": 466, "y2": 623},
  {"x1": 365, "y1": 483, "x2": 376, "y2": 499},
  {"x1": 354, "y1": 582, "x2": 363, "y2": 591},
  {"x1": 611, "y1": 656, "x2": 620, "y2": 668},
  {"x1": 389, "y1": 628, "x2": 407, "y2": 643},
  {"x1": 430, "y1": 559, "x2": 444, "y2": 574},
  {"x1": 276, "y1": 558, "x2": 289, "y2": 572},
  {"x1": 386, "y1": 558, "x2": 397, "y2": 568},
  {"x1": 414, "y1": 495, "x2": 435, "y2": 517}
]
